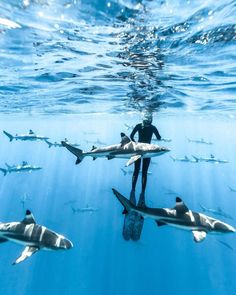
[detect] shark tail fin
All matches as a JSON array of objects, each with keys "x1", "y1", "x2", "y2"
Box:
[
  {"x1": 121, "y1": 168, "x2": 127, "y2": 176},
  {"x1": 61, "y1": 141, "x2": 84, "y2": 165},
  {"x1": 112, "y1": 188, "x2": 135, "y2": 213},
  {"x1": 75, "y1": 150, "x2": 84, "y2": 164},
  {"x1": 170, "y1": 155, "x2": 175, "y2": 161},
  {"x1": 192, "y1": 155, "x2": 199, "y2": 162},
  {"x1": 3, "y1": 131, "x2": 14, "y2": 142},
  {"x1": 45, "y1": 140, "x2": 52, "y2": 148},
  {"x1": 0, "y1": 168, "x2": 7, "y2": 176}
]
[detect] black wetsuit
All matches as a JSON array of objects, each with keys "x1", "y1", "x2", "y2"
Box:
[{"x1": 130, "y1": 123, "x2": 161, "y2": 195}]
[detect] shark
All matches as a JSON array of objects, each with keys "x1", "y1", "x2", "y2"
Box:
[
  {"x1": 120, "y1": 168, "x2": 152, "y2": 176},
  {"x1": 62, "y1": 133, "x2": 170, "y2": 166},
  {"x1": 170, "y1": 155, "x2": 197, "y2": 163},
  {"x1": 0, "y1": 210, "x2": 73, "y2": 264},
  {"x1": 71, "y1": 205, "x2": 98, "y2": 214},
  {"x1": 187, "y1": 138, "x2": 213, "y2": 145},
  {"x1": 45, "y1": 138, "x2": 80, "y2": 148},
  {"x1": 199, "y1": 204, "x2": 233, "y2": 220},
  {"x1": 45, "y1": 140, "x2": 64, "y2": 148},
  {"x1": 3, "y1": 130, "x2": 49, "y2": 142},
  {"x1": 0, "y1": 162, "x2": 42, "y2": 176},
  {"x1": 192, "y1": 154, "x2": 228, "y2": 164},
  {"x1": 112, "y1": 189, "x2": 235, "y2": 243}
]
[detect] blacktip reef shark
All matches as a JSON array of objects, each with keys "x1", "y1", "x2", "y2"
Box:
[
  {"x1": 3, "y1": 129, "x2": 49, "y2": 142},
  {"x1": 120, "y1": 168, "x2": 152, "y2": 176},
  {"x1": 0, "y1": 161, "x2": 42, "y2": 176},
  {"x1": 199, "y1": 204, "x2": 233, "y2": 220},
  {"x1": 192, "y1": 154, "x2": 228, "y2": 163},
  {"x1": 45, "y1": 138, "x2": 80, "y2": 148},
  {"x1": 62, "y1": 133, "x2": 170, "y2": 166},
  {"x1": 112, "y1": 189, "x2": 235, "y2": 243},
  {"x1": 71, "y1": 205, "x2": 98, "y2": 214},
  {"x1": 170, "y1": 155, "x2": 197, "y2": 163},
  {"x1": 187, "y1": 138, "x2": 213, "y2": 145},
  {"x1": 0, "y1": 210, "x2": 73, "y2": 265}
]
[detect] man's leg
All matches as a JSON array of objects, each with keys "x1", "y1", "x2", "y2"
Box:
[
  {"x1": 139, "y1": 158, "x2": 151, "y2": 206},
  {"x1": 130, "y1": 158, "x2": 141, "y2": 203}
]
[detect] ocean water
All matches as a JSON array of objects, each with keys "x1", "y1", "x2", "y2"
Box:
[{"x1": 0, "y1": 0, "x2": 236, "y2": 294}]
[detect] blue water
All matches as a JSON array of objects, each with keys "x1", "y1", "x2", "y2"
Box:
[{"x1": 0, "y1": 0, "x2": 236, "y2": 294}]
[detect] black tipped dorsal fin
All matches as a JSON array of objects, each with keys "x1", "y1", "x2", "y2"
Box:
[
  {"x1": 173, "y1": 197, "x2": 189, "y2": 214},
  {"x1": 120, "y1": 133, "x2": 131, "y2": 146},
  {"x1": 22, "y1": 210, "x2": 36, "y2": 224}
]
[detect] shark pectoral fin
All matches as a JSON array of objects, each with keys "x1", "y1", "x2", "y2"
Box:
[
  {"x1": 0, "y1": 237, "x2": 8, "y2": 243},
  {"x1": 155, "y1": 220, "x2": 167, "y2": 227},
  {"x1": 13, "y1": 246, "x2": 39, "y2": 265},
  {"x1": 192, "y1": 231, "x2": 207, "y2": 243},
  {"x1": 122, "y1": 208, "x2": 128, "y2": 215},
  {"x1": 21, "y1": 210, "x2": 36, "y2": 224},
  {"x1": 107, "y1": 155, "x2": 115, "y2": 160},
  {"x1": 126, "y1": 155, "x2": 141, "y2": 167}
]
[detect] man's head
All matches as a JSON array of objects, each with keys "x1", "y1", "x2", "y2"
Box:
[{"x1": 142, "y1": 112, "x2": 153, "y2": 127}]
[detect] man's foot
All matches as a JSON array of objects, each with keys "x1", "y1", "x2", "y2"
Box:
[
  {"x1": 130, "y1": 190, "x2": 136, "y2": 205},
  {"x1": 137, "y1": 192, "x2": 146, "y2": 207}
]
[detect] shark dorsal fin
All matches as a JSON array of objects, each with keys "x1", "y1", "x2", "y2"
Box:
[
  {"x1": 22, "y1": 210, "x2": 36, "y2": 224},
  {"x1": 174, "y1": 197, "x2": 189, "y2": 214},
  {"x1": 91, "y1": 145, "x2": 97, "y2": 151},
  {"x1": 29, "y1": 129, "x2": 35, "y2": 135},
  {"x1": 120, "y1": 133, "x2": 131, "y2": 146}
]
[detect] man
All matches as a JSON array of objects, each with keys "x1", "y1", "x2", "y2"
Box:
[{"x1": 130, "y1": 112, "x2": 161, "y2": 206}]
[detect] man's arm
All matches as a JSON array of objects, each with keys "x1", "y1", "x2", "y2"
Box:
[
  {"x1": 130, "y1": 124, "x2": 139, "y2": 142},
  {"x1": 153, "y1": 126, "x2": 161, "y2": 140}
]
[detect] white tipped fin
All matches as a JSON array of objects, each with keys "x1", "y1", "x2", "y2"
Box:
[
  {"x1": 13, "y1": 246, "x2": 39, "y2": 265},
  {"x1": 192, "y1": 231, "x2": 207, "y2": 243},
  {"x1": 126, "y1": 155, "x2": 141, "y2": 167},
  {"x1": 21, "y1": 210, "x2": 36, "y2": 224}
]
